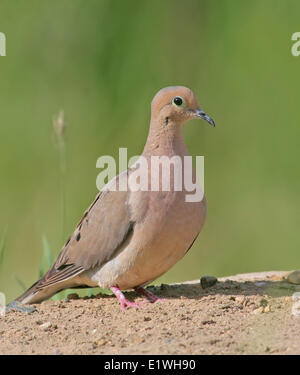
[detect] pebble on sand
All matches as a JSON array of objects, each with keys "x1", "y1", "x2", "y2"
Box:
[
  {"x1": 252, "y1": 307, "x2": 264, "y2": 315},
  {"x1": 39, "y1": 322, "x2": 52, "y2": 331},
  {"x1": 67, "y1": 293, "x2": 80, "y2": 300},
  {"x1": 200, "y1": 276, "x2": 218, "y2": 289},
  {"x1": 287, "y1": 271, "x2": 300, "y2": 285}
]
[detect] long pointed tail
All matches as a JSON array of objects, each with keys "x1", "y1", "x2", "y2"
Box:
[
  {"x1": 15, "y1": 277, "x2": 63, "y2": 304},
  {"x1": 14, "y1": 264, "x2": 86, "y2": 305}
]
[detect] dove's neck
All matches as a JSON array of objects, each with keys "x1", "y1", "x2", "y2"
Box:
[{"x1": 143, "y1": 119, "x2": 189, "y2": 157}]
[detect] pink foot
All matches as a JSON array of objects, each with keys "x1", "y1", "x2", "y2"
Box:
[
  {"x1": 134, "y1": 287, "x2": 165, "y2": 303},
  {"x1": 110, "y1": 286, "x2": 144, "y2": 310}
]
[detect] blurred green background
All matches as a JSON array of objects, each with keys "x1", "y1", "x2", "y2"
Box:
[{"x1": 0, "y1": 0, "x2": 300, "y2": 302}]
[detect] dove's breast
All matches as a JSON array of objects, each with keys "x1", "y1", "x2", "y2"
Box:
[{"x1": 85, "y1": 189, "x2": 206, "y2": 290}]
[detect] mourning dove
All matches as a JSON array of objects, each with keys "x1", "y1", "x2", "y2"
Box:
[{"x1": 13, "y1": 86, "x2": 215, "y2": 310}]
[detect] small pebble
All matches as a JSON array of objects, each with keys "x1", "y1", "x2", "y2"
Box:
[
  {"x1": 97, "y1": 339, "x2": 107, "y2": 346},
  {"x1": 200, "y1": 276, "x2": 218, "y2": 289},
  {"x1": 252, "y1": 307, "x2": 264, "y2": 315},
  {"x1": 67, "y1": 293, "x2": 79, "y2": 301},
  {"x1": 287, "y1": 271, "x2": 300, "y2": 285},
  {"x1": 39, "y1": 321, "x2": 52, "y2": 331}
]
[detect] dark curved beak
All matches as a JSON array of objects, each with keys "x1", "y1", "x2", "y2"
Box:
[{"x1": 193, "y1": 109, "x2": 215, "y2": 127}]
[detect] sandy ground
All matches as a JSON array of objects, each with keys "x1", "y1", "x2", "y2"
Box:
[{"x1": 1, "y1": 271, "x2": 300, "y2": 355}]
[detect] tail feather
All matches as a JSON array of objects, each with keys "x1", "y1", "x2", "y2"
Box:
[
  {"x1": 15, "y1": 265, "x2": 86, "y2": 304},
  {"x1": 15, "y1": 277, "x2": 65, "y2": 304}
]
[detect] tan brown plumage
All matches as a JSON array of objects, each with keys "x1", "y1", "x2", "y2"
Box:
[{"x1": 15, "y1": 86, "x2": 215, "y2": 308}]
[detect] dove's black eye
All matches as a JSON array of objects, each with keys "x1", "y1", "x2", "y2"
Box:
[{"x1": 172, "y1": 96, "x2": 184, "y2": 106}]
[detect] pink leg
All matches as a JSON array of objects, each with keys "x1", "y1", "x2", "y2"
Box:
[
  {"x1": 110, "y1": 286, "x2": 144, "y2": 310},
  {"x1": 134, "y1": 286, "x2": 164, "y2": 303}
]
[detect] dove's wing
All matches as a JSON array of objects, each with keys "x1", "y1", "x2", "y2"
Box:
[{"x1": 26, "y1": 171, "x2": 137, "y2": 293}]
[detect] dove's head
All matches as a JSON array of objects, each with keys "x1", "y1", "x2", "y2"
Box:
[{"x1": 151, "y1": 86, "x2": 215, "y2": 127}]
